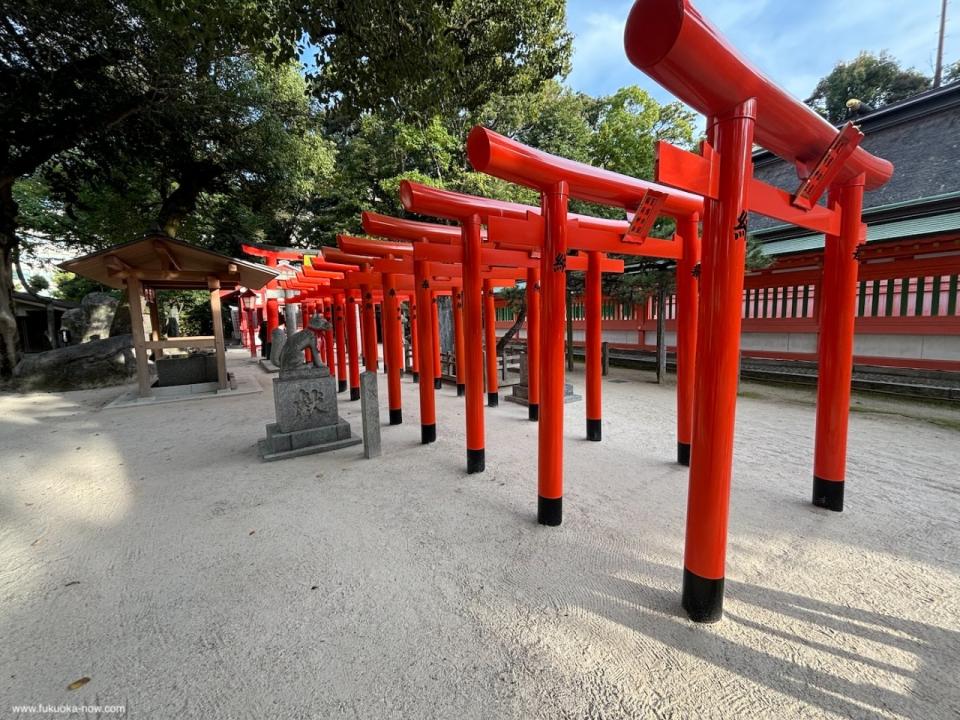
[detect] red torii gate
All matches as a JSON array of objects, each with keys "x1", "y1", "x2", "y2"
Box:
[
  {"x1": 292, "y1": 264, "x2": 357, "y2": 389},
  {"x1": 434, "y1": 145, "x2": 701, "y2": 515},
  {"x1": 277, "y1": 274, "x2": 333, "y2": 367},
  {"x1": 624, "y1": 0, "x2": 893, "y2": 621},
  {"x1": 336, "y1": 235, "x2": 414, "y2": 426},
  {"x1": 353, "y1": 215, "x2": 531, "y2": 445},
  {"x1": 321, "y1": 247, "x2": 391, "y2": 401},
  {"x1": 396, "y1": 184, "x2": 648, "y2": 458},
  {"x1": 240, "y1": 242, "x2": 311, "y2": 344},
  {"x1": 323, "y1": 243, "x2": 387, "y2": 379},
  {"x1": 361, "y1": 210, "x2": 465, "y2": 397},
  {"x1": 398, "y1": 183, "x2": 660, "y2": 475},
  {"x1": 337, "y1": 233, "x2": 514, "y2": 432},
  {"x1": 364, "y1": 210, "x2": 545, "y2": 445},
  {"x1": 302, "y1": 255, "x2": 363, "y2": 396}
]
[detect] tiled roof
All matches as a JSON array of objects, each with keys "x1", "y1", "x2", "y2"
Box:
[{"x1": 762, "y1": 210, "x2": 960, "y2": 256}]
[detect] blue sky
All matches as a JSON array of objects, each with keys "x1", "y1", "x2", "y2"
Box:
[{"x1": 566, "y1": 0, "x2": 955, "y2": 105}]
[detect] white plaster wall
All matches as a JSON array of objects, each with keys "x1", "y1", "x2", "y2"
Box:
[
  {"x1": 853, "y1": 334, "x2": 921, "y2": 359},
  {"x1": 787, "y1": 334, "x2": 818, "y2": 353},
  {"x1": 499, "y1": 327, "x2": 960, "y2": 362},
  {"x1": 643, "y1": 331, "x2": 677, "y2": 346},
  {"x1": 920, "y1": 335, "x2": 960, "y2": 361}
]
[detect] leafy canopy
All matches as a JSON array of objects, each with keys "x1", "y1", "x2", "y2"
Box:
[{"x1": 806, "y1": 51, "x2": 930, "y2": 123}]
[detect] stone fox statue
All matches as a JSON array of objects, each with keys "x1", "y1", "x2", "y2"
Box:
[{"x1": 279, "y1": 313, "x2": 332, "y2": 373}]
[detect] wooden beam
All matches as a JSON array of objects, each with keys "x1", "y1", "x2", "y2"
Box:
[
  {"x1": 144, "y1": 336, "x2": 216, "y2": 350},
  {"x1": 106, "y1": 254, "x2": 133, "y2": 272},
  {"x1": 126, "y1": 275, "x2": 152, "y2": 398},
  {"x1": 208, "y1": 278, "x2": 228, "y2": 390},
  {"x1": 153, "y1": 240, "x2": 182, "y2": 272},
  {"x1": 147, "y1": 300, "x2": 163, "y2": 359},
  {"x1": 136, "y1": 270, "x2": 233, "y2": 283}
]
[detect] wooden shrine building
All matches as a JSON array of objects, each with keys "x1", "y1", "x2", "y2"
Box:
[{"x1": 60, "y1": 233, "x2": 278, "y2": 397}]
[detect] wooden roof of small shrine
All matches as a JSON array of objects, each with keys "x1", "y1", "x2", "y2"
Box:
[{"x1": 60, "y1": 234, "x2": 278, "y2": 291}]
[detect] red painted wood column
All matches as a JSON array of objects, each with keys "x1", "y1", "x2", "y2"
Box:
[
  {"x1": 526, "y1": 266, "x2": 541, "y2": 421},
  {"x1": 585, "y1": 250, "x2": 603, "y2": 441},
  {"x1": 346, "y1": 295, "x2": 361, "y2": 401},
  {"x1": 676, "y1": 213, "x2": 701, "y2": 466},
  {"x1": 431, "y1": 294, "x2": 442, "y2": 390},
  {"x1": 453, "y1": 289, "x2": 466, "y2": 396},
  {"x1": 483, "y1": 279, "x2": 499, "y2": 406},
  {"x1": 538, "y1": 181, "x2": 569, "y2": 526},
  {"x1": 382, "y1": 274, "x2": 403, "y2": 424},
  {"x1": 394, "y1": 294, "x2": 405, "y2": 381},
  {"x1": 683, "y1": 99, "x2": 756, "y2": 623},
  {"x1": 410, "y1": 295, "x2": 420, "y2": 383},
  {"x1": 360, "y1": 273, "x2": 378, "y2": 372},
  {"x1": 415, "y1": 261, "x2": 437, "y2": 443},
  {"x1": 334, "y1": 294, "x2": 347, "y2": 393},
  {"x1": 266, "y1": 297, "x2": 280, "y2": 341},
  {"x1": 378, "y1": 301, "x2": 387, "y2": 376},
  {"x1": 463, "y1": 215, "x2": 485, "y2": 473},
  {"x1": 813, "y1": 174, "x2": 865, "y2": 511}
]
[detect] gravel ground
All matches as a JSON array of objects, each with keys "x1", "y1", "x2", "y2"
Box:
[{"x1": 1, "y1": 349, "x2": 958, "y2": 719}]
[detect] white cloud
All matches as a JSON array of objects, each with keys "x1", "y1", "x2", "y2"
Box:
[{"x1": 566, "y1": 0, "x2": 956, "y2": 108}]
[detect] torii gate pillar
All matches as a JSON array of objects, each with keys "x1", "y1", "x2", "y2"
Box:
[
  {"x1": 683, "y1": 99, "x2": 756, "y2": 623},
  {"x1": 537, "y1": 181, "x2": 569, "y2": 526},
  {"x1": 813, "y1": 176, "x2": 865, "y2": 511}
]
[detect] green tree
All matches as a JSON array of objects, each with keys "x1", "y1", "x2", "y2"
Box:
[
  {"x1": 51, "y1": 270, "x2": 112, "y2": 303},
  {"x1": 0, "y1": 0, "x2": 320, "y2": 375},
  {"x1": 25, "y1": 273, "x2": 47, "y2": 292},
  {"x1": 33, "y1": 58, "x2": 337, "y2": 256},
  {"x1": 1, "y1": 0, "x2": 572, "y2": 377},
  {"x1": 309, "y1": 0, "x2": 571, "y2": 121},
  {"x1": 806, "y1": 51, "x2": 930, "y2": 123},
  {"x1": 158, "y1": 290, "x2": 214, "y2": 336},
  {"x1": 590, "y1": 86, "x2": 696, "y2": 181},
  {"x1": 946, "y1": 61, "x2": 960, "y2": 84}
]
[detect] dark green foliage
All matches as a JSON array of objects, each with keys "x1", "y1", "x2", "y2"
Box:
[
  {"x1": 0, "y1": 0, "x2": 572, "y2": 376},
  {"x1": 51, "y1": 271, "x2": 115, "y2": 303},
  {"x1": 25, "y1": 273, "x2": 47, "y2": 291},
  {"x1": 158, "y1": 291, "x2": 215, "y2": 337},
  {"x1": 946, "y1": 61, "x2": 960, "y2": 85},
  {"x1": 806, "y1": 52, "x2": 930, "y2": 123}
]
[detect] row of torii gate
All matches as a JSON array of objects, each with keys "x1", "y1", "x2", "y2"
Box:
[{"x1": 246, "y1": 0, "x2": 893, "y2": 623}]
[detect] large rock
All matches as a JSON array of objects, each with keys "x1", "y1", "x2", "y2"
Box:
[
  {"x1": 81, "y1": 292, "x2": 119, "y2": 342},
  {"x1": 110, "y1": 303, "x2": 132, "y2": 337},
  {"x1": 13, "y1": 334, "x2": 140, "y2": 392},
  {"x1": 60, "y1": 308, "x2": 85, "y2": 345}
]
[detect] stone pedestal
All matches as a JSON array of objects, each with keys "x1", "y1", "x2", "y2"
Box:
[
  {"x1": 259, "y1": 366, "x2": 360, "y2": 461},
  {"x1": 507, "y1": 348, "x2": 580, "y2": 406}
]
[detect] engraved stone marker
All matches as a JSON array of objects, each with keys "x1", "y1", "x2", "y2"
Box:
[{"x1": 360, "y1": 371, "x2": 381, "y2": 459}]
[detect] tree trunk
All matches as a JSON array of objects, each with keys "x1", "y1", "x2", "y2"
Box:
[
  {"x1": 0, "y1": 184, "x2": 21, "y2": 378},
  {"x1": 656, "y1": 286, "x2": 667, "y2": 384},
  {"x1": 496, "y1": 298, "x2": 526, "y2": 354},
  {"x1": 155, "y1": 163, "x2": 222, "y2": 238}
]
